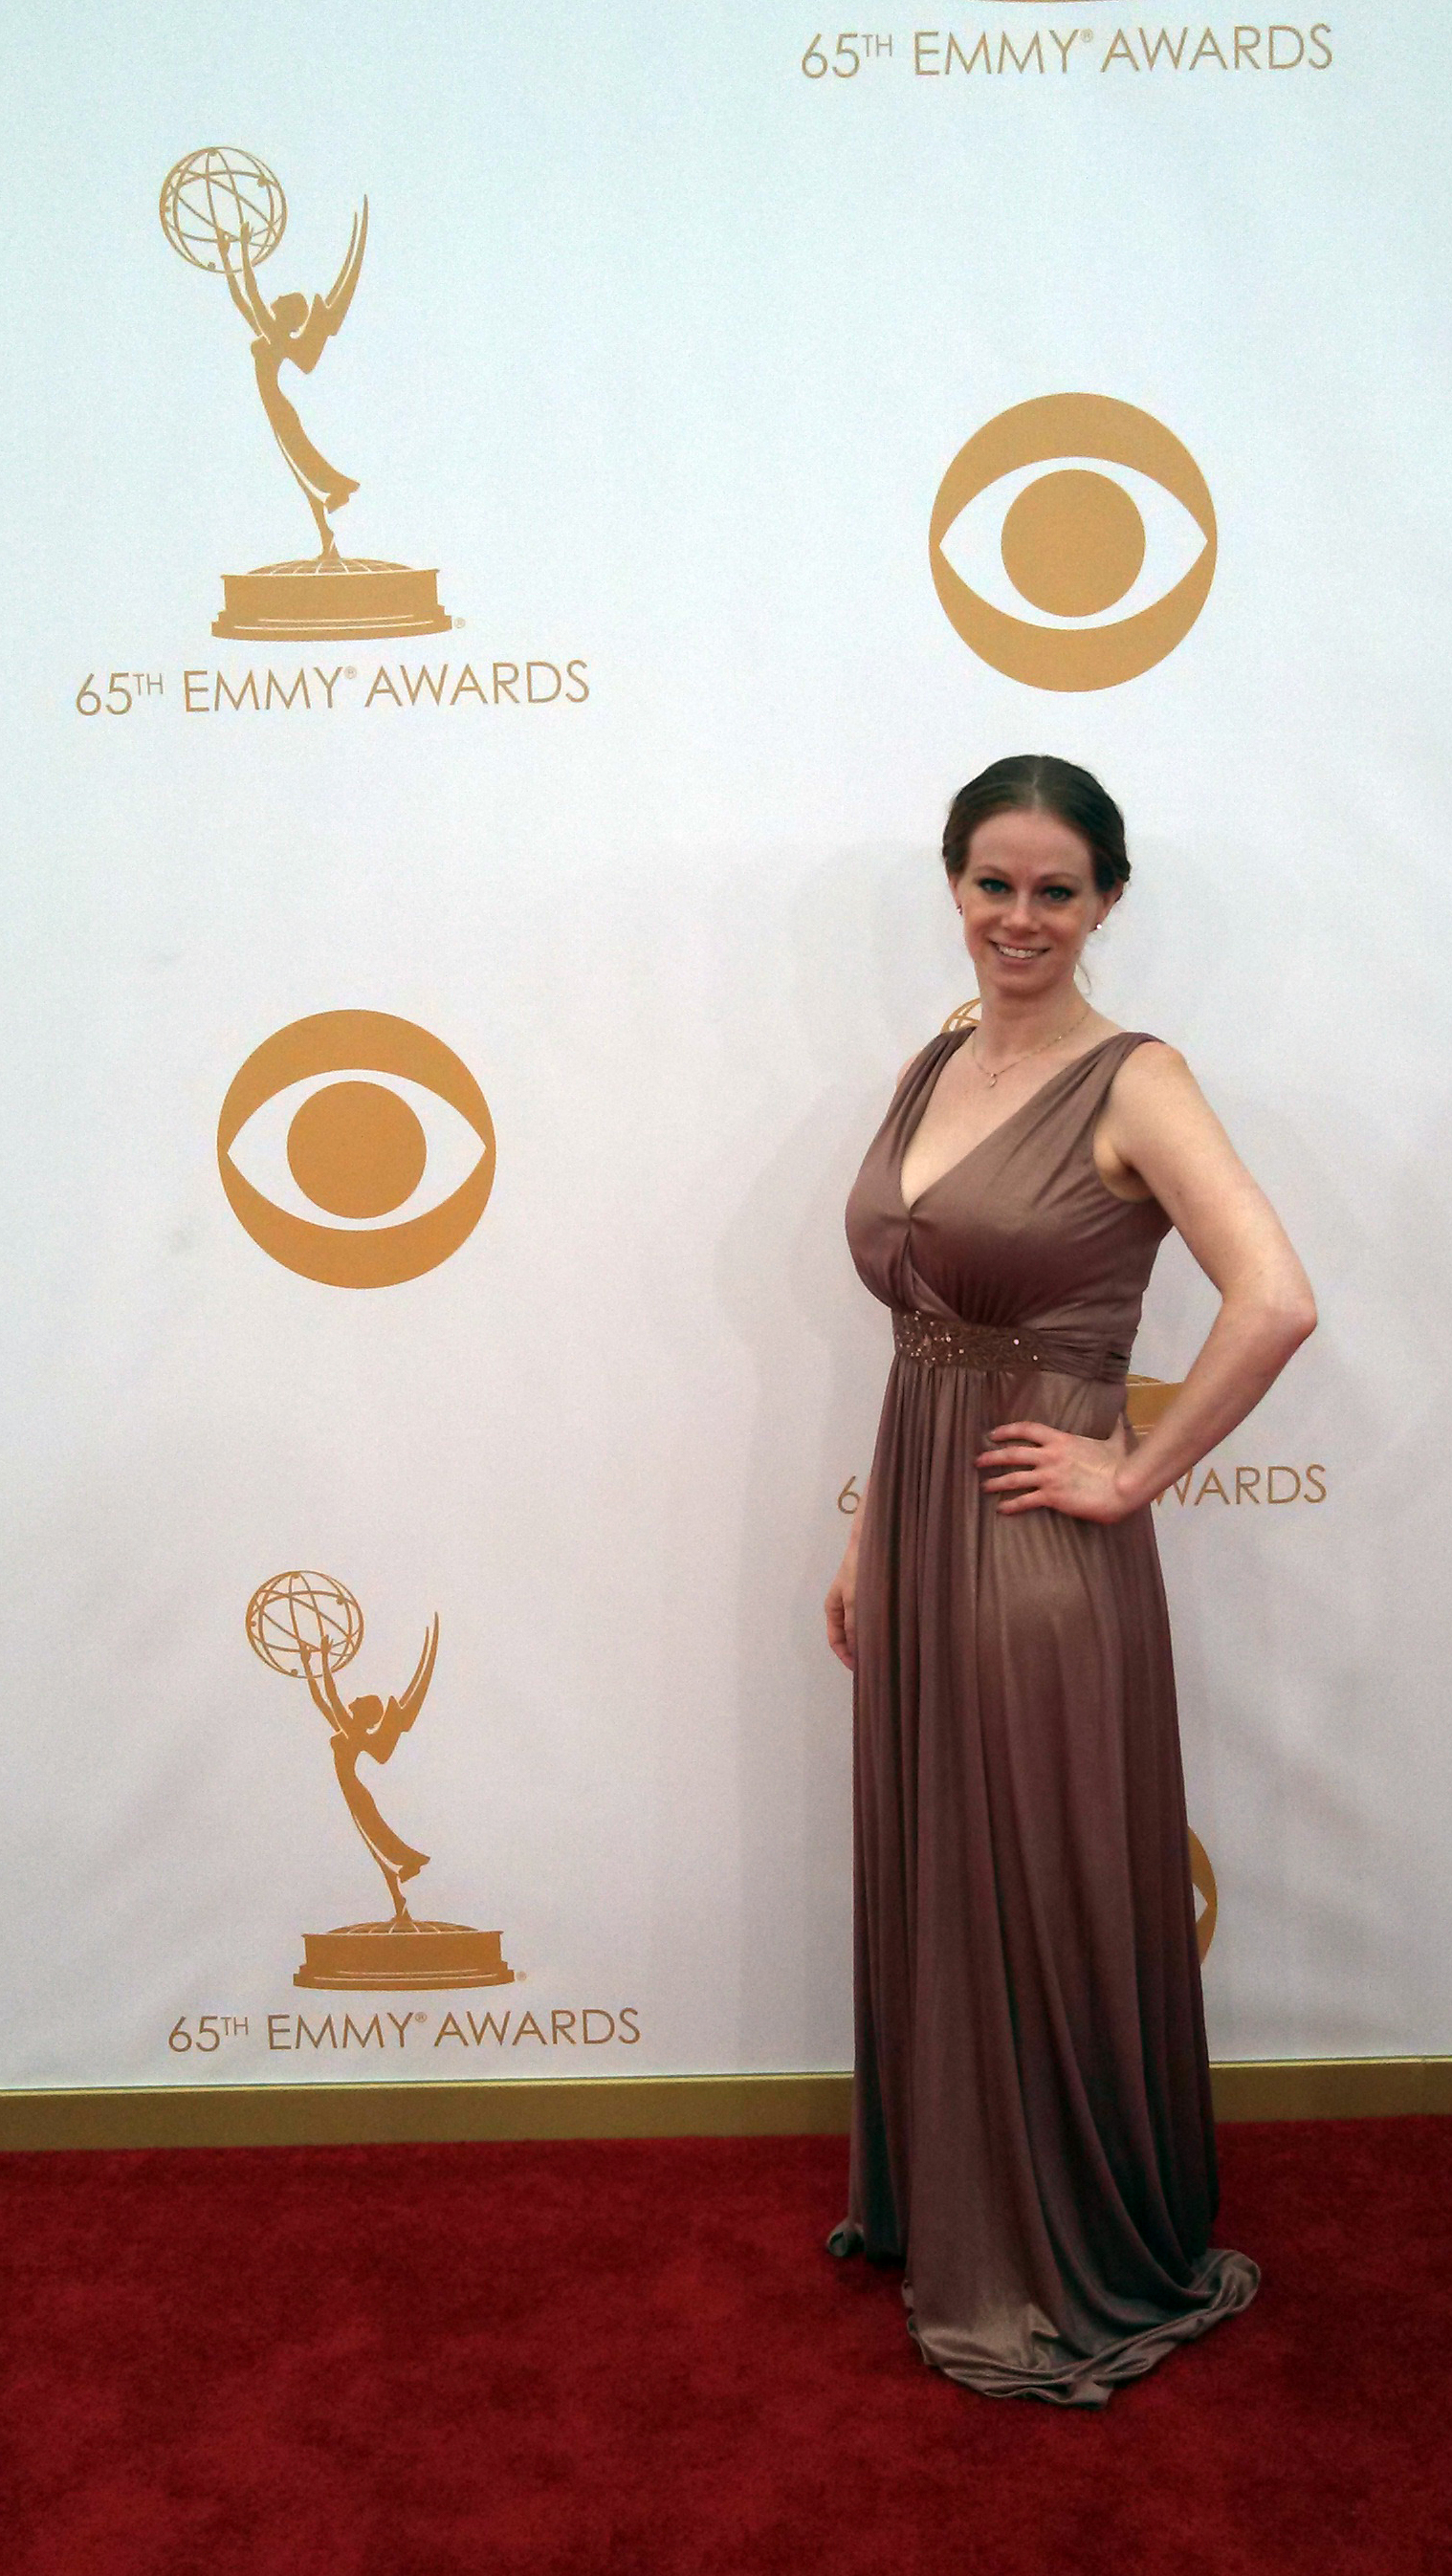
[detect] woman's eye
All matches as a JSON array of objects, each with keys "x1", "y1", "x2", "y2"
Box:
[{"x1": 972, "y1": 880, "x2": 1078, "y2": 904}]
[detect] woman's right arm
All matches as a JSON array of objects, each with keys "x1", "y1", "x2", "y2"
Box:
[{"x1": 825, "y1": 1487, "x2": 867, "y2": 1671}]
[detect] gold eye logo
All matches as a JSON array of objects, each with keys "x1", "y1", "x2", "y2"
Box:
[
  {"x1": 930, "y1": 394, "x2": 1216, "y2": 691},
  {"x1": 218, "y1": 1011, "x2": 495, "y2": 1287}
]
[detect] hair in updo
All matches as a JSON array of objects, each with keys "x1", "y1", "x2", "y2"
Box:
[{"x1": 941, "y1": 753, "x2": 1131, "y2": 897}]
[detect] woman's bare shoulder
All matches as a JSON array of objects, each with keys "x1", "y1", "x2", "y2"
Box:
[
  {"x1": 1106, "y1": 1037, "x2": 1225, "y2": 1154},
  {"x1": 1109, "y1": 1034, "x2": 1195, "y2": 1089},
  {"x1": 894, "y1": 1030, "x2": 955, "y2": 1088}
]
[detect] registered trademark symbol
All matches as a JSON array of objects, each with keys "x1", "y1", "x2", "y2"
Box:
[
  {"x1": 344, "y1": 666, "x2": 357, "y2": 681},
  {"x1": 452, "y1": 617, "x2": 466, "y2": 629}
]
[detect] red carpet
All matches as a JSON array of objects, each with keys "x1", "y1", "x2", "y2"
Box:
[{"x1": 4, "y1": 2116, "x2": 1448, "y2": 2575}]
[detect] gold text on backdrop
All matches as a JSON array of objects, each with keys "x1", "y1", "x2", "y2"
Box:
[
  {"x1": 217, "y1": 1010, "x2": 495, "y2": 1287},
  {"x1": 930, "y1": 394, "x2": 1216, "y2": 688},
  {"x1": 1127, "y1": 1379, "x2": 1327, "y2": 1504},
  {"x1": 246, "y1": 1570, "x2": 514, "y2": 1993},
  {"x1": 160, "y1": 147, "x2": 451, "y2": 642}
]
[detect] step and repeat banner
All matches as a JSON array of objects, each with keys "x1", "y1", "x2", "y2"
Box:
[{"x1": 2, "y1": 2, "x2": 1449, "y2": 2091}]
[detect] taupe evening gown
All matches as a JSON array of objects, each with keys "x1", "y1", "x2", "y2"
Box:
[{"x1": 835, "y1": 1028, "x2": 1259, "y2": 2406}]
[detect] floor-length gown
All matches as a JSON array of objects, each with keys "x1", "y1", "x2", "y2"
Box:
[{"x1": 836, "y1": 1028, "x2": 1259, "y2": 2406}]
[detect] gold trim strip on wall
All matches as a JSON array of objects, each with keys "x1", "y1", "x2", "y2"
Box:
[{"x1": 1, "y1": 2059, "x2": 1449, "y2": 2152}]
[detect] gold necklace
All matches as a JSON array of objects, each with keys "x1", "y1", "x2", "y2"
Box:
[{"x1": 970, "y1": 1004, "x2": 1090, "y2": 1089}]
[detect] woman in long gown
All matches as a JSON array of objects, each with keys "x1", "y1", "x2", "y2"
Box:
[{"x1": 825, "y1": 755, "x2": 1316, "y2": 2406}]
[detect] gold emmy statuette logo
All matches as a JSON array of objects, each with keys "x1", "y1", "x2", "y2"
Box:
[
  {"x1": 1125, "y1": 1373, "x2": 1182, "y2": 1433},
  {"x1": 160, "y1": 146, "x2": 451, "y2": 643},
  {"x1": 930, "y1": 394, "x2": 1216, "y2": 691},
  {"x1": 247, "y1": 1570, "x2": 514, "y2": 1992},
  {"x1": 1188, "y1": 1829, "x2": 1217, "y2": 1962},
  {"x1": 218, "y1": 1009, "x2": 495, "y2": 1288},
  {"x1": 941, "y1": 995, "x2": 982, "y2": 1034}
]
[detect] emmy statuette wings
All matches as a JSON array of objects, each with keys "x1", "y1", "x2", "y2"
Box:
[
  {"x1": 246, "y1": 1571, "x2": 514, "y2": 1993},
  {"x1": 160, "y1": 145, "x2": 451, "y2": 643}
]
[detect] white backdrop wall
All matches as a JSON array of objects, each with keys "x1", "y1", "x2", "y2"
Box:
[{"x1": 2, "y1": 2, "x2": 1449, "y2": 2090}]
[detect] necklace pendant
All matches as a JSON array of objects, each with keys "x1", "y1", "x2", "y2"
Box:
[{"x1": 984, "y1": 1069, "x2": 998, "y2": 1087}]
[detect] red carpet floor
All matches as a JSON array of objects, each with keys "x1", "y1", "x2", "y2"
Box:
[{"x1": 4, "y1": 2115, "x2": 1449, "y2": 2576}]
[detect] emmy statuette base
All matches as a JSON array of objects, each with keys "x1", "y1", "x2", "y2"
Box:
[
  {"x1": 213, "y1": 557, "x2": 451, "y2": 643},
  {"x1": 295, "y1": 1921, "x2": 514, "y2": 1992}
]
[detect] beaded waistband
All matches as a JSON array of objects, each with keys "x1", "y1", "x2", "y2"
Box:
[{"x1": 891, "y1": 1308, "x2": 1127, "y2": 1384}]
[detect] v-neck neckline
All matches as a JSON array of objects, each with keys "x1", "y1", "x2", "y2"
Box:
[{"x1": 896, "y1": 1028, "x2": 1126, "y2": 1217}]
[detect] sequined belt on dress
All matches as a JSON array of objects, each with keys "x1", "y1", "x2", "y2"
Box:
[{"x1": 891, "y1": 1308, "x2": 1129, "y2": 1385}]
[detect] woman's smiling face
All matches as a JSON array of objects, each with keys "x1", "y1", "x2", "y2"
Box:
[{"x1": 955, "y1": 805, "x2": 1118, "y2": 1000}]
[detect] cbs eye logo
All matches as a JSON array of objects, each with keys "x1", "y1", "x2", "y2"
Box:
[
  {"x1": 218, "y1": 1010, "x2": 495, "y2": 1287},
  {"x1": 930, "y1": 393, "x2": 1216, "y2": 691}
]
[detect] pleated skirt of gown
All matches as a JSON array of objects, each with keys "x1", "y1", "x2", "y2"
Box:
[{"x1": 842, "y1": 1351, "x2": 1260, "y2": 2406}]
